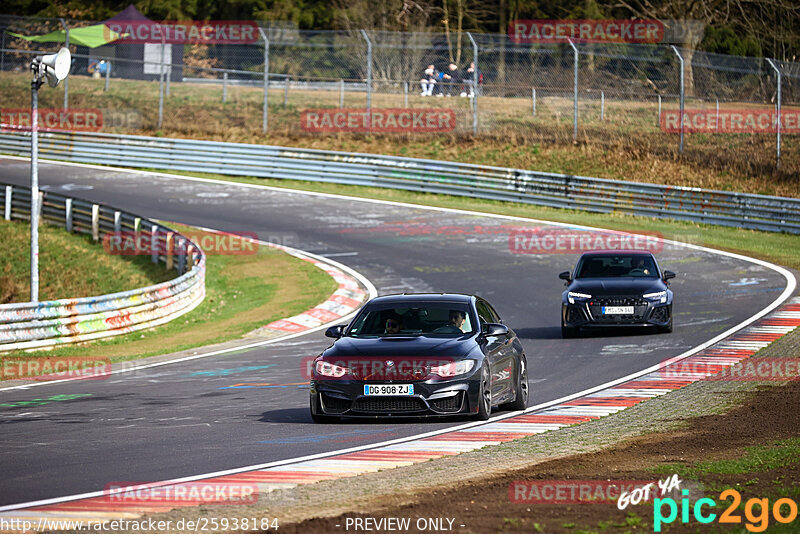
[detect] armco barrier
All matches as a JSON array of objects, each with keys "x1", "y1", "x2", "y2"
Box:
[
  {"x1": 1, "y1": 129, "x2": 798, "y2": 233},
  {"x1": 0, "y1": 183, "x2": 205, "y2": 352}
]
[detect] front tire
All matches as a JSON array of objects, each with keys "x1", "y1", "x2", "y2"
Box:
[
  {"x1": 500, "y1": 356, "x2": 528, "y2": 411},
  {"x1": 658, "y1": 318, "x2": 673, "y2": 334},
  {"x1": 562, "y1": 322, "x2": 578, "y2": 338},
  {"x1": 475, "y1": 363, "x2": 492, "y2": 420}
]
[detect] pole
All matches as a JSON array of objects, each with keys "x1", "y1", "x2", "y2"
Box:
[
  {"x1": 284, "y1": 76, "x2": 289, "y2": 107},
  {"x1": 671, "y1": 45, "x2": 684, "y2": 153},
  {"x1": 467, "y1": 32, "x2": 478, "y2": 135},
  {"x1": 222, "y1": 71, "x2": 228, "y2": 102},
  {"x1": 104, "y1": 61, "x2": 110, "y2": 91},
  {"x1": 60, "y1": 19, "x2": 69, "y2": 111},
  {"x1": 360, "y1": 30, "x2": 372, "y2": 130},
  {"x1": 403, "y1": 81, "x2": 408, "y2": 107},
  {"x1": 657, "y1": 94, "x2": 661, "y2": 127},
  {"x1": 568, "y1": 39, "x2": 578, "y2": 142},
  {"x1": 339, "y1": 79, "x2": 344, "y2": 107},
  {"x1": 601, "y1": 90, "x2": 605, "y2": 121},
  {"x1": 532, "y1": 87, "x2": 536, "y2": 116},
  {"x1": 30, "y1": 78, "x2": 42, "y2": 303},
  {"x1": 166, "y1": 53, "x2": 171, "y2": 97},
  {"x1": 765, "y1": 58, "x2": 781, "y2": 170},
  {"x1": 258, "y1": 27, "x2": 269, "y2": 134},
  {"x1": 158, "y1": 36, "x2": 166, "y2": 129}
]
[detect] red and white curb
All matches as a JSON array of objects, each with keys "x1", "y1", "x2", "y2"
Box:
[{"x1": 2, "y1": 296, "x2": 798, "y2": 527}]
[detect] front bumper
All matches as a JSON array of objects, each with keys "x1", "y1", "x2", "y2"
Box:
[
  {"x1": 563, "y1": 299, "x2": 671, "y2": 328},
  {"x1": 310, "y1": 372, "x2": 482, "y2": 418}
]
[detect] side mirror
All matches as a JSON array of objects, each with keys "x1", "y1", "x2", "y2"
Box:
[
  {"x1": 663, "y1": 270, "x2": 676, "y2": 281},
  {"x1": 483, "y1": 323, "x2": 509, "y2": 337},
  {"x1": 324, "y1": 325, "x2": 345, "y2": 339},
  {"x1": 558, "y1": 271, "x2": 571, "y2": 281}
]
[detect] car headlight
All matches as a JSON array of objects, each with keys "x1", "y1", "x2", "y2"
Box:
[
  {"x1": 568, "y1": 291, "x2": 592, "y2": 304},
  {"x1": 429, "y1": 360, "x2": 475, "y2": 378},
  {"x1": 315, "y1": 360, "x2": 349, "y2": 378},
  {"x1": 643, "y1": 291, "x2": 667, "y2": 303}
]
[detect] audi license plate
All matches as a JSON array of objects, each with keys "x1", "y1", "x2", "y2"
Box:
[
  {"x1": 602, "y1": 306, "x2": 634, "y2": 315},
  {"x1": 364, "y1": 384, "x2": 414, "y2": 396}
]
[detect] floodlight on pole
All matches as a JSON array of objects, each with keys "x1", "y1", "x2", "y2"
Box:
[{"x1": 29, "y1": 47, "x2": 70, "y2": 303}]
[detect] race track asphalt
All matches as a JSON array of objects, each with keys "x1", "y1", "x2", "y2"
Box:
[{"x1": 0, "y1": 158, "x2": 789, "y2": 505}]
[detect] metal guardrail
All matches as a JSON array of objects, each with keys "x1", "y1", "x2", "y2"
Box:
[
  {"x1": 0, "y1": 129, "x2": 799, "y2": 233},
  {"x1": 0, "y1": 182, "x2": 205, "y2": 352}
]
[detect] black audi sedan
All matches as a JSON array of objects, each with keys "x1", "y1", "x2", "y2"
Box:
[
  {"x1": 310, "y1": 294, "x2": 528, "y2": 422},
  {"x1": 559, "y1": 250, "x2": 675, "y2": 338}
]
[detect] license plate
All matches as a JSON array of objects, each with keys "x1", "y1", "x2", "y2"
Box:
[
  {"x1": 602, "y1": 306, "x2": 634, "y2": 315},
  {"x1": 363, "y1": 384, "x2": 414, "y2": 396}
]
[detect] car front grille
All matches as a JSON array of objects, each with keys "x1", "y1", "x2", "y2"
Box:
[
  {"x1": 429, "y1": 393, "x2": 463, "y2": 413},
  {"x1": 651, "y1": 306, "x2": 670, "y2": 323},
  {"x1": 352, "y1": 397, "x2": 426, "y2": 413},
  {"x1": 592, "y1": 297, "x2": 647, "y2": 307},
  {"x1": 321, "y1": 393, "x2": 351, "y2": 414}
]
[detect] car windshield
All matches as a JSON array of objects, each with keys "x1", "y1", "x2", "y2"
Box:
[
  {"x1": 575, "y1": 254, "x2": 659, "y2": 278},
  {"x1": 347, "y1": 303, "x2": 475, "y2": 337}
]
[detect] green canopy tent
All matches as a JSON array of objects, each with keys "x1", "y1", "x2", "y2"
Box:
[{"x1": 9, "y1": 24, "x2": 125, "y2": 48}]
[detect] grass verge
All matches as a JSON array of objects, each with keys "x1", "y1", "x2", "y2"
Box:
[
  {"x1": 2, "y1": 222, "x2": 338, "y2": 369},
  {"x1": 0, "y1": 218, "x2": 172, "y2": 304},
  {"x1": 137, "y1": 168, "x2": 800, "y2": 270}
]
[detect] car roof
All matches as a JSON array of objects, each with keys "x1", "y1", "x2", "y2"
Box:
[
  {"x1": 368, "y1": 293, "x2": 475, "y2": 305},
  {"x1": 579, "y1": 250, "x2": 655, "y2": 257}
]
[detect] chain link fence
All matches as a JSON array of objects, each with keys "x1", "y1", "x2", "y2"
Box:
[{"x1": 0, "y1": 15, "x2": 797, "y2": 174}]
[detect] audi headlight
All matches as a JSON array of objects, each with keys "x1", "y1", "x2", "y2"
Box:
[
  {"x1": 568, "y1": 291, "x2": 592, "y2": 304},
  {"x1": 315, "y1": 360, "x2": 349, "y2": 378},
  {"x1": 429, "y1": 360, "x2": 475, "y2": 378},
  {"x1": 643, "y1": 291, "x2": 667, "y2": 303}
]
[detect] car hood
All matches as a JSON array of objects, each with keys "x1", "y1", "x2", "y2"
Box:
[
  {"x1": 323, "y1": 335, "x2": 475, "y2": 359},
  {"x1": 568, "y1": 278, "x2": 665, "y2": 296}
]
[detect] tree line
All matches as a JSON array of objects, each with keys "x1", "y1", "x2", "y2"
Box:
[{"x1": 4, "y1": 0, "x2": 798, "y2": 61}]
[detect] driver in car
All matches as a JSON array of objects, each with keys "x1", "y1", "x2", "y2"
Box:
[{"x1": 384, "y1": 313, "x2": 404, "y2": 334}]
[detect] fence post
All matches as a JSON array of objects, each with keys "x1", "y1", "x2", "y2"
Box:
[
  {"x1": 104, "y1": 61, "x2": 111, "y2": 91},
  {"x1": 91, "y1": 204, "x2": 99, "y2": 241},
  {"x1": 60, "y1": 19, "x2": 69, "y2": 111},
  {"x1": 671, "y1": 45, "x2": 684, "y2": 154},
  {"x1": 2, "y1": 30, "x2": 6, "y2": 73},
  {"x1": 258, "y1": 27, "x2": 269, "y2": 134},
  {"x1": 467, "y1": 31, "x2": 478, "y2": 135},
  {"x1": 567, "y1": 39, "x2": 578, "y2": 142},
  {"x1": 532, "y1": 87, "x2": 536, "y2": 116},
  {"x1": 222, "y1": 71, "x2": 228, "y2": 103},
  {"x1": 657, "y1": 94, "x2": 661, "y2": 127},
  {"x1": 403, "y1": 81, "x2": 408, "y2": 107},
  {"x1": 284, "y1": 76, "x2": 289, "y2": 107},
  {"x1": 65, "y1": 198, "x2": 72, "y2": 232},
  {"x1": 339, "y1": 79, "x2": 344, "y2": 107},
  {"x1": 601, "y1": 90, "x2": 605, "y2": 121},
  {"x1": 113, "y1": 210, "x2": 121, "y2": 234},
  {"x1": 158, "y1": 36, "x2": 166, "y2": 129},
  {"x1": 765, "y1": 58, "x2": 782, "y2": 170},
  {"x1": 150, "y1": 224, "x2": 159, "y2": 264},
  {"x1": 4, "y1": 185, "x2": 10, "y2": 220},
  {"x1": 360, "y1": 30, "x2": 372, "y2": 129}
]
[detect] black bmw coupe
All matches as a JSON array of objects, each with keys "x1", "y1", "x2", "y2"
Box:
[
  {"x1": 559, "y1": 251, "x2": 675, "y2": 338},
  {"x1": 310, "y1": 294, "x2": 528, "y2": 422}
]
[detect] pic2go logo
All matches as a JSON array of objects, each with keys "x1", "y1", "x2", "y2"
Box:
[{"x1": 654, "y1": 489, "x2": 798, "y2": 532}]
